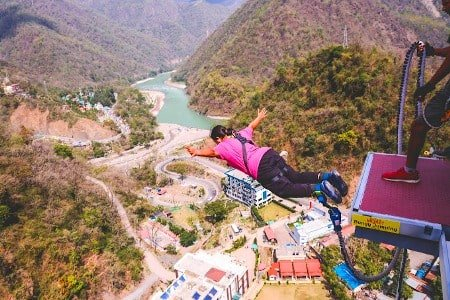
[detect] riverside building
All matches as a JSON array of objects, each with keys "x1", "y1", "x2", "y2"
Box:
[{"x1": 224, "y1": 168, "x2": 272, "y2": 208}]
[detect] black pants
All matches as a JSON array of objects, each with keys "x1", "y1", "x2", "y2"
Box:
[{"x1": 257, "y1": 149, "x2": 320, "y2": 198}]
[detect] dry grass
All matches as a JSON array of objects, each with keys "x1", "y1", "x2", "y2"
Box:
[
  {"x1": 256, "y1": 283, "x2": 330, "y2": 300},
  {"x1": 171, "y1": 205, "x2": 199, "y2": 230},
  {"x1": 257, "y1": 202, "x2": 291, "y2": 222}
]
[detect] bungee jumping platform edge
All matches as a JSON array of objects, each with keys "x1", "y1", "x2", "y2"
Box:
[{"x1": 350, "y1": 152, "x2": 450, "y2": 298}]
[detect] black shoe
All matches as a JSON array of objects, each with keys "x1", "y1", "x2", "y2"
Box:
[
  {"x1": 325, "y1": 170, "x2": 348, "y2": 197},
  {"x1": 314, "y1": 180, "x2": 342, "y2": 204}
]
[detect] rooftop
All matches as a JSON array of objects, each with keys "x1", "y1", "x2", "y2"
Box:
[
  {"x1": 264, "y1": 226, "x2": 276, "y2": 241},
  {"x1": 225, "y1": 168, "x2": 265, "y2": 190}
]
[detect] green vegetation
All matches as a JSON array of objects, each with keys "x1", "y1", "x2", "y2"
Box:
[
  {"x1": 115, "y1": 88, "x2": 162, "y2": 146},
  {"x1": 92, "y1": 141, "x2": 107, "y2": 158},
  {"x1": 251, "y1": 206, "x2": 266, "y2": 227},
  {"x1": 115, "y1": 190, "x2": 159, "y2": 227},
  {"x1": 321, "y1": 238, "x2": 413, "y2": 299},
  {"x1": 180, "y1": 0, "x2": 448, "y2": 115},
  {"x1": 157, "y1": 218, "x2": 198, "y2": 247},
  {"x1": 257, "y1": 201, "x2": 292, "y2": 222},
  {"x1": 0, "y1": 1, "x2": 242, "y2": 88},
  {"x1": 165, "y1": 244, "x2": 178, "y2": 255},
  {"x1": 0, "y1": 127, "x2": 144, "y2": 298},
  {"x1": 166, "y1": 161, "x2": 205, "y2": 177},
  {"x1": 204, "y1": 200, "x2": 239, "y2": 224},
  {"x1": 225, "y1": 235, "x2": 247, "y2": 253},
  {"x1": 228, "y1": 46, "x2": 449, "y2": 184},
  {"x1": 130, "y1": 159, "x2": 157, "y2": 187},
  {"x1": 54, "y1": 143, "x2": 74, "y2": 159}
]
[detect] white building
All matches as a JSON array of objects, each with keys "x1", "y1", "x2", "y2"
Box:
[
  {"x1": 224, "y1": 169, "x2": 272, "y2": 208},
  {"x1": 153, "y1": 251, "x2": 249, "y2": 300},
  {"x1": 290, "y1": 208, "x2": 348, "y2": 244}
]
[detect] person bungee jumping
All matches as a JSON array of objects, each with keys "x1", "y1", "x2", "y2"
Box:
[
  {"x1": 382, "y1": 0, "x2": 450, "y2": 183},
  {"x1": 185, "y1": 108, "x2": 348, "y2": 204}
]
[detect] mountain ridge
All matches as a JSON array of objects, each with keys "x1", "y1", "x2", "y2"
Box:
[
  {"x1": 0, "y1": 0, "x2": 245, "y2": 88},
  {"x1": 179, "y1": 0, "x2": 450, "y2": 115}
]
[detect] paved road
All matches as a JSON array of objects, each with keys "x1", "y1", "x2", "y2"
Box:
[{"x1": 155, "y1": 156, "x2": 223, "y2": 204}]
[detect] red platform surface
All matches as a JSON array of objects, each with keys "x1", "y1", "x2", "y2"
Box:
[{"x1": 359, "y1": 153, "x2": 450, "y2": 226}]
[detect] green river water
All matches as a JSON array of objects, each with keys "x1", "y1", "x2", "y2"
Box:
[{"x1": 135, "y1": 72, "x2": 223, "y2": 130}]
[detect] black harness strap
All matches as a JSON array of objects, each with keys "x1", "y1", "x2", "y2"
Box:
[{"x1": 234, "y1": 133, "x2": 254, "y2": 174}]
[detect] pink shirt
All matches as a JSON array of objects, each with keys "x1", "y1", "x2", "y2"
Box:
[{"x1": 214, "y1": 127, "x2": 271, "y2": 179}]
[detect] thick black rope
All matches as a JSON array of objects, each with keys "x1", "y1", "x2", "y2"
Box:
[
  {"x1": 416, "y1": 47, "x2": 426, "y2": 118},
  {"x1": 396, "y1": 248, "x2": 408, "y2": 300},
  {"x1": 337, "y1": 231, "x2": 402, "y2": 282},
  {"x1": 334, "y1": 42, "x2": 426, "y2": 283},
  {"x1": 397, "y1": 42, "x2": 418, "y2": 155}
]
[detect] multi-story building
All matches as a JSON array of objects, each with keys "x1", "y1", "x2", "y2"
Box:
[
  {"x1": 224, "y1": 168, "x2": 272, "y2": 208},
  {"x1": 153, "y1": 251, "x2": 249, "y2": 300}
]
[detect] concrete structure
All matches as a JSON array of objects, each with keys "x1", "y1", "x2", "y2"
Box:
[
  {"x1": 224, "y1": 169, "x2": 272, "y2": 208},
  {"x1": 153, "y1": 251, "x2": 249, "y2": 300},
  {"x1": 289, "y1": 208, "x2": 348, "y2": 245},
  {"x1": 274, "y1": 244, "x2": 306, "y2": 261}
]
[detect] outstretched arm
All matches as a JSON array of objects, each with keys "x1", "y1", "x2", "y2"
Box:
[
  {"x1": 185, "y1": 146, "x2": 219, "y2": 158},
  {"x1": 248, "y1": 108, "x2": 267, "y2": 130}
]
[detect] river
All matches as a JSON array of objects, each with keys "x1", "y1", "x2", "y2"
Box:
[{"x1": 134, "y1": 72, "x2": 223, "y2": 130}]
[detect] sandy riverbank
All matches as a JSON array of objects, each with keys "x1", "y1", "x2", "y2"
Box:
[
  {"x1": 141, "y1": 90, "x2": 165, "y2": 116},
  {"x1": 206, "y1": 115, "x2": 231, "y2": 120},
  {"x1": 131, "y1": 77, "x2": 154, "y2": 87},
  {"x1": 164, "y1": 78, "x2": 186, "y2": 89}
]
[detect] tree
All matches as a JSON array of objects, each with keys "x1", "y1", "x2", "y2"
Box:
[
  {"x1": 204, "y1": 200, "x2": 228, "y2": 223},
  {"x1": 179, "y1": 231, "x2": 197, "y2": 247},
  {"x1": 92, "y1": 142, "x2": 106, "y2": 158}
]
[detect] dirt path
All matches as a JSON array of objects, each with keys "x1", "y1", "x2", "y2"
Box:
[{"x1": 86, "y1": 176, "x2": 175, "y2": 299}]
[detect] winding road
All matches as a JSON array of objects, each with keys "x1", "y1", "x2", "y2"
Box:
[{"x1": 87, "y1": 123, "x2": 229, "y2": 299}]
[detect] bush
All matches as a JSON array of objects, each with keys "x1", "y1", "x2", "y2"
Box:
[
  {"x1": 54, "y1": 143, "x2": 73, "y2": 159},
  {"x1": 92, "y1": 142, "x2": 106, "y2": 158},
  {"x1": 179, "y1": 231, "x2": 197, "y2": 247},
  {"x1": 166, "y1": 244, "x2": 177, "y2": 255},
  {"x1": 0, "y1": 205, "x2": 10, "y2": 229}
]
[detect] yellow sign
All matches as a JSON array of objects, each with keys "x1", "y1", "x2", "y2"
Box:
[{"x1": 352, "y1": 214, "x2": 400, "y2": 234}]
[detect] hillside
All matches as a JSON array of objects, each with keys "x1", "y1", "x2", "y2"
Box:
[
  {"x1": 0, "y1": 0, "x2": 244, "y2": 88},
  {"x1": 0, "y1": 128, "x2": 144, "y2": 298},
  {"x1": 228, "y1": 46, "x2": 449, "y2": 184},
  {"x1": 179, "y1": 0, "x2": 450, "y2": 115}
]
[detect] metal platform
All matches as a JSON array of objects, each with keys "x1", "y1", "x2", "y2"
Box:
[{"x1": 350, "y1": 152, "x2": 450, "y2": 256}]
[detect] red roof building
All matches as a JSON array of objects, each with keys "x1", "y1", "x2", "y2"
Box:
[
  {"x1": 293, "y1": 260, "x2": 308, "y2": 278},
  {"x1": 264, "y1": 226, "x2": 277, "y2": 243},
  {"x1": 279, "y1": 260, "x2": 294, "y2": 278},
  {"x1": 267, "y1": 262, "x2": 279, "y2": 280},
  {"x1": 306, "y1": 259, "x2": 322, "y2": 277},
  {"x1": 205, "y1": 267, "x2": 226, "y2": 282}
]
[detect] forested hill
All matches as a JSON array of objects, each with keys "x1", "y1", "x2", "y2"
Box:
[
  {"x1": 228, "y1": 46, "x2": 449, "y2": 180},
  {"x1": 179, "y1": 0, "x2": 450, "y2": 115},
  {"x1": 0, "y1": 0, "x2": 244, "y2": 88}
]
